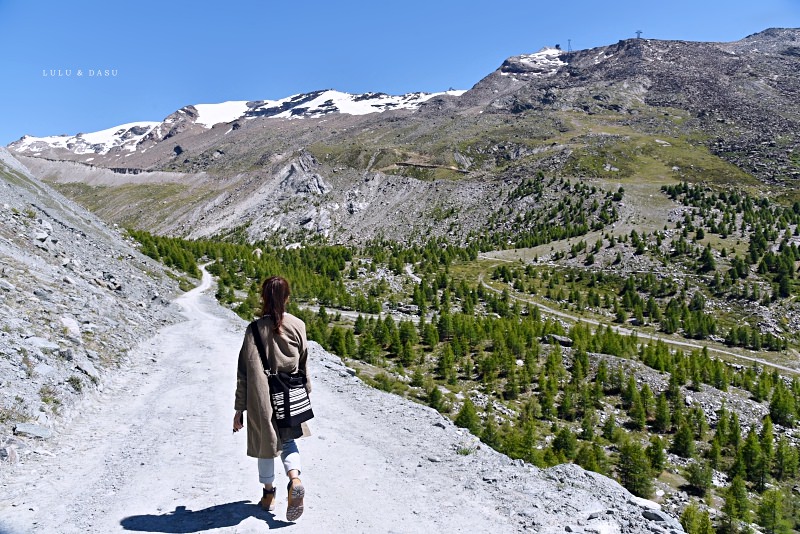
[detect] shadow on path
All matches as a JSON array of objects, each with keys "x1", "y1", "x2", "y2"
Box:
[{"x1": 120, "y1": 501, "x2": 293, "y2": 532}]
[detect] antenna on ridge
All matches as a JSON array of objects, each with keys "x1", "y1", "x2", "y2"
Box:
[
  {"x1": 567, "y1": 39, "x2": 573, "y2": 61},
  {"x1": 635, "y1": 30, "x2": 643, "y2": 39}
]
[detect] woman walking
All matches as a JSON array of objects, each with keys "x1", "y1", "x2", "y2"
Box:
[{"x1": 233, "y1": 276, "x2": 311, "y2": 521}]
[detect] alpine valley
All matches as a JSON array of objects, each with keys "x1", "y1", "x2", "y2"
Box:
[{"x1": 4, "y1": 28, "x2": 800, "y2": 533}]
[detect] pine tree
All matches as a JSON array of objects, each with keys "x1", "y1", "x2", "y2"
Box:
[
  {"x1": 646, "y1": 436, "x2": 666, "y2": 473},
  {"x1": 552, "y1": 427, "x2": 578, "y2": 460},
  {"x1": 617, "y1": 440, "x2": 654, "y2": 498},
  {"x1": 757, "y1": 489, "x2": 790, "y2": 534},
  {"x1": 454, "y1": 398, "x2": 482, "y2": 435},
  {"x1": 742, "y1": 428, "x2": 763, "y2": 487},
  {"x1": 729, "y1": 412, "x2": 742, "y2": 450},
  {"x1": 681, "y1": 503, "x2": 713, "y2": 534},
  {"x1": 680, "y1": 502, "x2": 700, "y2": 533},
  {"x1": 685, "y1": 460, "x2": 713, "y2": 497},
  {"x1": 602, "y1": 413, "x2": 619, "y2": 443},
  {"x1": 427, "y1": 386, "x2": 445, "y2": 413},
  {"x1": 575, "y1": 443, "x2": 599, "y2": 473},
  {"x1": 628, "y1": 389, "x2": 647, "y2": 430},
  {"x1": 721, "y1": 476, "x2": 751, "y2": 533},
  {"x1": 671, "y1": 423, "x2": 696, "y2": 458},
  {"x1": 654, "y1": 393, "x2": 672, "y2": 433},
  {"x1": 769, "y1": 381, "x2": 797, "y2": 427},
  {"x1": 482, "y1": 416, "x2": 501, "y2": 449},
  {"x1": 773, "y1": 435, "x2": 799, "y2": 480},
  {"x1": 696, "y1": 510, "x2": 714, "y2": 534},
  {"x1": 707, "y1": 436, "x2": 722, "y2": 469}
]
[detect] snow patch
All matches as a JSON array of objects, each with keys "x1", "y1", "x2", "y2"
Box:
[
  {"x1": 193, "y1": 101, "x2": 251, "y2": 128},
  {"x1": 517, "y1": 47, "x2": 566, "y2": 72}
]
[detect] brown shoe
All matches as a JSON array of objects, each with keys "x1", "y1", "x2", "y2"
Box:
[
  {"x1": 260, "y1": 486, "x2": 276, "y2": 511},
  {"x1": 286, "y1": 477, "x2": 305, "y2": 521}
]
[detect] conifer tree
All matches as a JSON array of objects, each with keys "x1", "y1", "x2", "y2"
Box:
[
  {"x1": 428, "y1": 385, "x2": 445, "y2": 412},
  {"x1": 757, "y1": 489, "x2": 790, "y2": 534},
  {"x1": 454, "y1": 398, "x2": 482, "y2": 435},
  {"x1": 671, "y1": 423, "x2": 696, "y2": 458},
  {"x1": 773, "y1": 436, "x2": 799, "y2": 480},
  {"x1": 685, "y1": 460, "x2": 713, "y2": 497},
  {"x1": 646, "y1": 436, "x2": 666, "y2": 473},
  {"x1": 617, "y1": 440, "x2": 654, "y2": 498},
  {"x1": 628, "y1": 389, "x2": 647, "y2": 430},
  {"x1": 482, "y1": 416, "x2": 501, "y2": 449},
  {"x1": 707, "y1": 436, "x2": 722, "y2": 469},
  {"x1": 602, "y1": 413, "x2": 619, "y2": 443},
  {"x1": 654, "y1": 393, "x2": 672, "y2": 433},
  {"x1": 681, "y1": 503, "x2": 713, "y2": 534},
  {"x1": 721, "y1": 476, "x2": 751, "y2": 533},
  {"x1": 742, "y1": 428, "x2": 764, "y2": 487}
]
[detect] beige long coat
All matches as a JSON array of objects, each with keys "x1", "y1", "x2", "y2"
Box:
[{"x1": 234, "y1": 313, "x2": 311, "y2": 458}]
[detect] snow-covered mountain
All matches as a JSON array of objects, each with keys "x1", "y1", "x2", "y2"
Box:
[
  {"x1": 10, "y1": 89, "x2": 465, "y2": 160},
  {"x1": 12, "y1": 122, "x2": 161, "y2": 158}
]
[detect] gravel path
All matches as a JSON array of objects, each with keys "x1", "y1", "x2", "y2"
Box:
[{"x1": 0, "y1": 270, "x2": 517, "y2": 533}]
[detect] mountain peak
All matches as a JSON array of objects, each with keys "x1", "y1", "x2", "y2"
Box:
[{"x1": 500, "y1": 47, "x2": 567, "y2": 76}]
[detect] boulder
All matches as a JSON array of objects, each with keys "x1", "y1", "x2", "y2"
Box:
[{"x1": 12, "y1": 423, "x2": 53, "y2": 440}]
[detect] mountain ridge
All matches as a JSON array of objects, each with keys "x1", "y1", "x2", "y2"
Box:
[
  {"x1": 6, "y1": 28, "x2": 800, "y2": 246},
  {"x1": 9, "y1": 89, "x2": 466, "y2": 164}
]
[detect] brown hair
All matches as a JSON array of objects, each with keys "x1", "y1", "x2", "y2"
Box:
[{"x1": 261, "y1": 276, "x2": 290, "y2": 335}]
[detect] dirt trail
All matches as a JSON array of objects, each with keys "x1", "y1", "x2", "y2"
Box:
[
  {"x1": 0, "y1": 269, "x2": 513, "y2": 533},
  {"x1": 478, "y1": 273, "x2": 800, "y2": 375}
]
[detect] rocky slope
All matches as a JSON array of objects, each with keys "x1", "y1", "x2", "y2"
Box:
[
  {"x1": 0, "y1": 147, "x2": 182, "y2": 462},
  {"x1": 465, "y1": 28, "x2": 800, "y2": 183}
]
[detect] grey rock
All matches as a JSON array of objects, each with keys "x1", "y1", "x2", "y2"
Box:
[
  {"x1": 13, "y1": 423, "x2": 53, "y2": 440},
  {"x1": 75, "y1": 357, "x2": 100, "y2": 380},
  {"x1": 642, "y1": 510, "x2": 682, "y2": 531},
  {"x1": 0, "y1": 279, "x2": 15, "y2": 291},
  {"x1": 25, "y1": 337, "x2": 60, "y2": 354},
  {"x1": 0, "y1": 446, "x2": 19, "y2": 464},
  {"x1": 33, "y1": 363, "x2": 56, "y2": 376},
  {"x1": 59, "y1": 317, "x2": 81, "y2": 338},
  {"x1": 543, "y1": 334, "x2": 573, "y2": 347},
  {"x1": 33, "y1": 289, "x2": 51, "y2": 300}
]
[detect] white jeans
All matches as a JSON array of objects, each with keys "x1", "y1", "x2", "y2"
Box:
[{"x1": 258, "y1": 440, "x2": 301, "y2": 485}]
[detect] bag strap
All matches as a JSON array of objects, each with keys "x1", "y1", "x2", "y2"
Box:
[{"x1": 250, "y1": 320, "x2": 275, "y2": 375}]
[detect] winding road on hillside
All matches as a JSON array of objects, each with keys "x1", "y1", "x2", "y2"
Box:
[
  {"x1": 0, "y1": 268, "x2": 534, "y2": 533},
  {"x1": 477, "y1": 270, "x2": 800, "y2": 375}
]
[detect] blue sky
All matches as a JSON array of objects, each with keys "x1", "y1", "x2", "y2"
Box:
[{"x1": 0, "y1": 0, "x2": 798, "y2": 145}]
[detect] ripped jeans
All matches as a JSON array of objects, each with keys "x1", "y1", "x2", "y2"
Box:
[{"x1": 258, "y1": 440, "x2": 301, "y2": 485}]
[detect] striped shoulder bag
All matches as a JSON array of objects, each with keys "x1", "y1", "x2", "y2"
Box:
[{"x1": 250, "y1": 321, "x2": 314, "y2": 428}]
